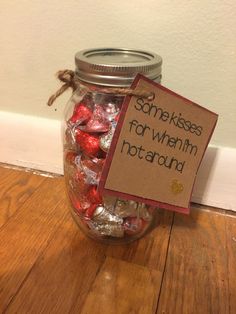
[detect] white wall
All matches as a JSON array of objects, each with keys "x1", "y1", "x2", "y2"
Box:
[{"x1": 0, "y1": 0, "x2": 236, "y2": 149}]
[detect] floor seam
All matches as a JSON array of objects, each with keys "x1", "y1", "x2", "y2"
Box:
[
  {"x1": 224, "y1": 210, "x2": 231, "y2": 314},
  {"x1": 155, "y1": 212, "x2": 175, "y2": 314}
]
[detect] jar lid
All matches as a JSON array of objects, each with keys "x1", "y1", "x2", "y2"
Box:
[{"x1": 75, "y1": 48, "x2": 162, "y2": 87}]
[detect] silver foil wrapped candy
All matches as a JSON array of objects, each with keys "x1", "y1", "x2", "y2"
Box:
[
  {"x1": 113, "y1": 199, "x2": 152, "y2": 221},
  {"x1": 93, "y1": 205, "x2": 123, "y2": 224},
  {"x1": 87, "y1": 220, "x2": 124, "y2": 238},
  {"x1": 86, "y1": 205, "x2": 124, "y2": 238}
]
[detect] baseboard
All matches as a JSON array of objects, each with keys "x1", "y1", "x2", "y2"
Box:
[
  {"x1": 1, "y1": 111, "x2": 235, "y2": 211},
  {"x1": 0, "y1": 111, "x2": 63, "y2": 174}
]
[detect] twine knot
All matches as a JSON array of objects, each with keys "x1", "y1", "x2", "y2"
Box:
[
  {"x1": 57, "y1": 70, "x2": 77, "y2": 87},
  {"x1": 47, "y1": 70, "x2": 79, "y2": 106}
]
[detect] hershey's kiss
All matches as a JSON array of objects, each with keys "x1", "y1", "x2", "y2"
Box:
[
  {"x1": 99, "y1": 124, "x2": 115, "y2": 152},
  {"x1": 104, "y1": 103, "x2": 120, "y2": 121},
  {"x1": 80, "y1": 104, "x2": 110, "y2": 133},
  {"x1": 87, "y1": 220, "x2": 124, "y2": 238},
  {"x1": 93, "y1": 205, "x2": 123, "y2": 224}
]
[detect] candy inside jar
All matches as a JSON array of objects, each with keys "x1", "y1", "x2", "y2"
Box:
[
  {"x1": 63, "y1": 48, "x2": 162, "y2": 244},
  {"x1": 64, "y1": 92, "x2": 155, "y2": 243}
]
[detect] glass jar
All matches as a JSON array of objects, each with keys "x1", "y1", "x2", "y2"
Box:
[{"x1": 64, "y1": 48, "x2": 162, "y2": 244}]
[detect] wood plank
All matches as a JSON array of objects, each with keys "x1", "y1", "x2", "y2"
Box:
[
  {"x1": 0, "y1": 177, "x2": 68, "y2": 312},
  {"x1": 157, "y1": 207, "x2": 229, "y2": 314},
  {"x1": 4, "y1": 203, "x2": 173, "y2": 314},
  {"x1": 0, "y1": 167, "x2": 45, "y2": 228},
  {"x1": 5, "y1": 216, "x2": 107, "y2": 314},
  {"x1": 226, "y1": 212, "x2": 236, "y2": 313},
  {"x1": 106, "y1": 209, "x2": 173, "y2": 270},
  {"x1": 77, "y1": 257, "x2": 161, "y2": 314}
]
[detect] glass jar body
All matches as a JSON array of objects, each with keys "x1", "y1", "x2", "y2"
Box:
[{"x1": 63, "y1": 84, "x2": 156, "y2": 244}]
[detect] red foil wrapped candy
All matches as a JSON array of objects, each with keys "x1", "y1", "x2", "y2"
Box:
[
  {"x1": 75, "y1": 129, "x2": 100, "y2": 156},
  {"x1": 87, "y1": 186, "x2": 103, "y2": 204},
  {"x1": 81, "y1": 105, "x2": 110, "y2": 133},
  {"x1": 70, "y1": 102, "x2": 92, "y2": 124}
]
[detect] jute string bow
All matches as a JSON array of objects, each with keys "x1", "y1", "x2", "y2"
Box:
[{"x1": 47, "y1": 70, "x2": 154, "y2": 106}]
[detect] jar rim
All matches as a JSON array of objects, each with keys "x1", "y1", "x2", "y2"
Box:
[{"x1": 75, "y1": 47, "x2": 162, "y2": 87}]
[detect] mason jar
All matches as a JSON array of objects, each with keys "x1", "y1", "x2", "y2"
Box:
[{"x1": 64, "y1": 48, "x2": 162, "y2": 244}]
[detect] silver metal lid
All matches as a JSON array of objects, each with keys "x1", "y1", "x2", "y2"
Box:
[{"x1": 75, "y1": 48, "x2": 162, "y2": 87}]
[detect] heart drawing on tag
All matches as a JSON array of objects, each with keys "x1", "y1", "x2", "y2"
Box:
[{"x1": 171, "y1": 180, "x2": 184, "y2": 195}]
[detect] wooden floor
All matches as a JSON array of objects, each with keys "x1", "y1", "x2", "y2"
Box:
[{"x1": 0, "y1": 166, "x2": 235, "y2": 314}]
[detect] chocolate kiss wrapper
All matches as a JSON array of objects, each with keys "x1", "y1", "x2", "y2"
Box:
[
  {"x1": 114, "y1": 199, "x2": 152, "y2": 221},
  {"x1": 92, "y1": 205, "x2": 123, "y2": 224},
  {"x1": 103, "y1": 103, "x2": 120, "y2": 121},
  {"x1": 87, "y1": 220, "x2": 124, "y2": 238},
  {"x1": 80, "y1": 105, "x2": 110, "y2": 133},
  {"x1": 99, "y1": 121, "x2": 116, "y2": 152}
]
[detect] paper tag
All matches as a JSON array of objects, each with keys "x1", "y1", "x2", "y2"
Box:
[{"x1": 99, "y1": 74, "x2": 218, "y2": 214}]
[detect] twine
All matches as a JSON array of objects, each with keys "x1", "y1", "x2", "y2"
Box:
[{"x1": 47, "y1": 69, "x2": 154, "y2": 106}]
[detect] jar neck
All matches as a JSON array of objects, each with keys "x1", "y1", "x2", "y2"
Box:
[
  {"x1": 75, "y1": 75, "x2": 155, "y2": 101},
  {"x1": 75, "y1": 76, "x2": 129, "y2": 91}
]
